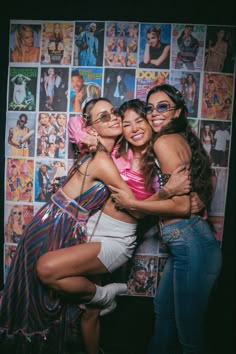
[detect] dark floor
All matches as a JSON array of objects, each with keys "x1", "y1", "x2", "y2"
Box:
[
  {"x1": 100, "y1": 296, "x2": 154, "y2": 354},
  {"x1": 99, "y1": 282, "x2": 235, "y2": 354},
  {"x1": 0, "y1": 281, "x2": 234, "y2": 354}
]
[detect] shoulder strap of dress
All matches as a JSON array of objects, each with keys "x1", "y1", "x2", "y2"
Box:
[
  {"x1": 78, "y1": 155, "x2": 106, "y2": 243},
  {"x1": 78, "y1": 158, "x2": 90, "y2": 199},
  {"x1": 65, "y1": 154, "x2": 92, "y2": 182},
  {"x1": 154, "y1": 158, "x2": 171, "y2": 188}
]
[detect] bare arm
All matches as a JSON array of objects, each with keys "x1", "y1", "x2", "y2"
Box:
[
  {"x1": 68, "y1": 126, "x2": 200, "y2": 216},
  {"x1": 63, "y1": 151, "x2": 144, "y2": 219},
  {"x1": 149, "y1": 164, "x2": 191, "y2": 201},
  {"x1": 109, "y1": 135, "x2": 191, "y2": 217},
  {"x1": 151, "y1": 45, "x2": 170, "y2": 67},
  {"x1": 8, "y1": 127, "x2": 15, "y2": 146},
  {"x1": 44, "y1": 77, "x2": 49, "y2": 96},
  {"x1": 192, "y1": 82, "x2": 196, "y2": 105},
  {"x1": 72, "y1": 91, "x2": 83, "y2": 113},
  {"x1": 142, "y1": 43, "x2": 151, "y2": 64},
  {"x1": 8, "y1": 127, "x2": 20, "y2": 147},
  {"x1": 93, "y1": 152, "x2": 145, "y2": 219}
]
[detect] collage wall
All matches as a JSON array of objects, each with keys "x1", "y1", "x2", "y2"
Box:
[{"x1": 4, "y1": 19, "x2": 235, "y2": 297}]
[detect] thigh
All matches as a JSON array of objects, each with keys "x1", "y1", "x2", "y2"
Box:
[
  {"x1": 37, "y1": 242, "x2": 108, "y2": 279},
  {"x1": 154, "y1": 257, "x2": 174, "y2": 312},
  {"x1": 149, "y1": 257, "x2": 180, "y2": 354},
  {"x1": 168, "y1": 219, "x2": 221, "y2": 353}
]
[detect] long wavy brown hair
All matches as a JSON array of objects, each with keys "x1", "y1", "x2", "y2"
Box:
[{"x1": 144, "y1": 84, "x2": 214, "y2": 208}]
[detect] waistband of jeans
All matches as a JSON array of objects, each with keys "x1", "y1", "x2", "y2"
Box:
[{"x1": 159, "y1": 215, "x2": 202, "y2": 233}]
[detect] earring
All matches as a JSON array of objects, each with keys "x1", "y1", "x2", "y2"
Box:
[
  {"x1": 95, "y1": 133, "x2": 99, "y2": 144},
  {"x1": 116, "y1": 135, "x2": 124, "y2": 146},
  {"x1": 125, "y1": 141, "x2": 128, "y2": 152}
]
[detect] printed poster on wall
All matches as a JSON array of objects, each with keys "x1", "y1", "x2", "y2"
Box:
[{"x1": 3, "y1": 19, "x2": 236, "y2": 295}]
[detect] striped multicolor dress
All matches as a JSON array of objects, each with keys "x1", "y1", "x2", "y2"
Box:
[{"x1": 0, "y1": 154, "x2": 109, "y2": 353}]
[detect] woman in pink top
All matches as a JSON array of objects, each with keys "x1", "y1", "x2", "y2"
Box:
[
  {"x1": 109, "y1": 85, "x2": 221, "y2": 354},
  {"x1": 68, "y1": 98, "x2": 196, "y2": 354}
]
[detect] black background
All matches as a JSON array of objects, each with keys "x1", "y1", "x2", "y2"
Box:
[{"x1": 0, "y1": 1, "x2": 235, "y2": 353}]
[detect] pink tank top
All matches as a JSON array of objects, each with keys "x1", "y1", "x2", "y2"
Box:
[
  {"x1": 68, "y1": 115, "x2": 160, "y2": 200},
  {"x1": 120, "y1": 169, "x2": 154, "y2": 200}
]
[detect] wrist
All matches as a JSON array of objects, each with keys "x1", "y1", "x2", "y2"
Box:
[
  {"x1": 128, "y1": 197, "x2": 138, "y2": 210},
  {"x1": 158, "y1": 186, "x2": 173, "y2": 199}
]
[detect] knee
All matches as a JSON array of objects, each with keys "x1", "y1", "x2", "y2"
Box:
[{"x1": 36, "y1": 253, "x2": 55, "y2": 286}]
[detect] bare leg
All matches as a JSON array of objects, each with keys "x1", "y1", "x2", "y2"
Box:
[
  {"x1": 36, "y1": 241, "x2": 127, "y2": 305},
  {"x1": 36, "y1": 242, "x2": 127, "y2": 354},
  {"x1": 81, "y1": 307, "x2": 100, "y2": 354},
  {"x1": 36, "y1": 242, "x2": 107, "y2": 292}
]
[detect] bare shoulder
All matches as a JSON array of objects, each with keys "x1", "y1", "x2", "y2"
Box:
[
  {"x1": 154, "y1": 134, "x2": 187, "y2": 151},
  {"x1": 154, "y1": 134, "x2": 191, "y2": 173},
  {"x1": 89, "y1": 150, "x2": 116, "y2": 175},
  {"x1": 89, "y1": 150, "x2": 131, "y2": 190},
  {"x1": 93, "y1": 150, "x2": 114, "y2": 165},
  {"x1": 67, "y1": 151, "x2": 115, "y2": 186}
]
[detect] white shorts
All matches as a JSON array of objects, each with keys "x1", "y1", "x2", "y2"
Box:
[{"x1": 87, "y1": 211, "x2": 137, "y2": 272}]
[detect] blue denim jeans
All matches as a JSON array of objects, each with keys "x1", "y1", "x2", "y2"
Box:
[{"x1": 148, "y1": 216, "x2": 222, "y2": 354}]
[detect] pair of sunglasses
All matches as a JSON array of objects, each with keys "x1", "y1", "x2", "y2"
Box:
[
  {"x1": 13, "y1": 211, "x2": 22, "y2": 215},
  {"x1": 144, "y1": 103, "x2": 177, "y2": 114},
  {"x1": 92, "y1": 108, "x2": 120, "y2": 125}
]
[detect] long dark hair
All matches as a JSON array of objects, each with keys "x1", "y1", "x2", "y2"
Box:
[
  {"x1": 145, "y1": 84, "x2": 214, "y2": 208},
  {"x1": 116, "y1": 99, "x2": 155, "y2": 190}
]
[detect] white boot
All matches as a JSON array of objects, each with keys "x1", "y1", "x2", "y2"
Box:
[
  {"x1": 88, "y1": 283, "x2": 128, "y2": 316},
  {"x1": 100, "y1": 299, "x2": 117, "y2": 316}
]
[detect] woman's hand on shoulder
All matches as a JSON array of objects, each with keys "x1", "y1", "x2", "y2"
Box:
[{"x1": 80, "y1": 135, "x2": 99, "y2": 153}]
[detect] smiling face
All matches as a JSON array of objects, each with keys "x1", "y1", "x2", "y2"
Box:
[
  {"x1": 12, "y1": 207, "x2": 22, "y2": 219},
  {"x1": 21, "y1": 28, "x2": 34, "y2": 47},
  {"x1": 86, "y1": 99, "x2": 122, "y2": 142},
  {"x1": 146, "y1": 91, "x2": 180, "y2": 133},
  {"x1": 56, "y1": 114, "x2": 66, "y2": 127},
  {"x1": 71, "y1": 74, "x2": 84, "y2": 93},
  {"x1": 122, "y1": 108, "x2": 152, "y2": 149},
  {"x1": 11, "y1": 205, "x2": 24, "y2": 225},
  {"x1": 18, "y1": 114, "x2": 27, "y2": 128},
  {"x1": 39, "y1": 113, "x2": 50, "y2": 126},
  {"x1": 134, "y1": 269, "x2": 147, "y2": 285},
  {"x1": 146, "y1": 31, "x2": 159, "y2": 47}
]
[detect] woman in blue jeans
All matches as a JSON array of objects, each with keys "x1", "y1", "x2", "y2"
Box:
[{"x1": 109, "y1": 84, "x2": 222, "y2": 354}]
